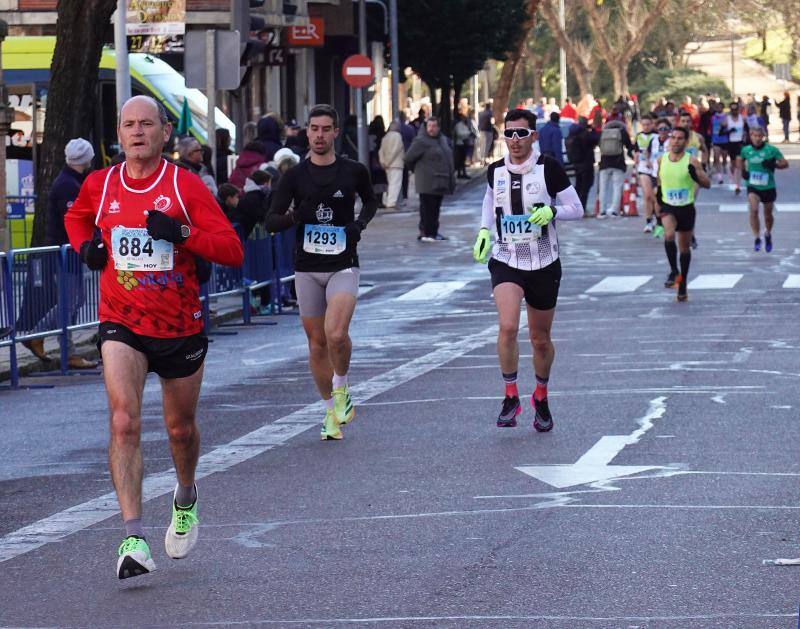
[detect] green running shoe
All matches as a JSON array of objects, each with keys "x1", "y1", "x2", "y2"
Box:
[
  {"x1": 332, "y1": 385, "x2": 355, "y2": 425},
  {"x1": 321, "y1": 408, "x2": 343, "y2": 440},
  {"x1": 117, "y1": 535, "x2": 156, "y2": 579},
  {"x1": 652, "y1": 225, "x2": 664, "y2": 239},
  {"x1": 165, "y1": 484, "x2": 199, "y2": 559}
]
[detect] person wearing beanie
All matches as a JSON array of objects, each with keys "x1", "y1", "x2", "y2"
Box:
[{"x1": 19, "y1": 138, "x2": 97, "y2": 367}]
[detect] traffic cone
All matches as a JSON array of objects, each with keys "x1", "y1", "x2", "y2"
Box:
[
  {"x1": 626, "y1": 175, "x2": 639, "y2": 216},
  {"x1": 620, "y1": 179, "x2": 630, "y2": 214}
]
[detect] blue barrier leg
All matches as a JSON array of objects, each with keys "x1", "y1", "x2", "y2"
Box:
[{"x1": 58, "y1": 247, "x2": 69, "y2": 375}]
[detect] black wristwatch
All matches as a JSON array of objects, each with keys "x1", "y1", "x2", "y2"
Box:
[{"x1": 180, "y1": 224, "x2": 191, "y2": 241}]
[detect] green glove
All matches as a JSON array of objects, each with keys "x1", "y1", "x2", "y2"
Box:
[
  {"x1": 528, "y1": 204, "x2": 555, "y2": 227},
  {"x1": 473, "y1": 228, "x2": 491, "y2": 264}
]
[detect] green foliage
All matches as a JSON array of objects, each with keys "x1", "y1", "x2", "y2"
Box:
[
  {"x1": 744, "y1": 29, "x2": 800, "y2": 80},
  {"x1": 398, "y1": 0, "x2": 529, "y2": 92},
  {"x1": 628, "y1": 68, "x2": 731, "y2": 109}
]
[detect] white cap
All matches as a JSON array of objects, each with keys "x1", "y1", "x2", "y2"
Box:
[
  {"x1": 64, "y1": 138, "x2": 95, "y2": 166},
  {"x1": 273, "y1": 147, "x2": 300, "y2": 166}
]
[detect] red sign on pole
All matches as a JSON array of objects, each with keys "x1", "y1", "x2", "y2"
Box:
[
  {"x1": 287, "y1": 17, "x2": 325, "y2": 47},
  {"x1": 342, "y1": 54, "x2": 374, "y2": 88}
]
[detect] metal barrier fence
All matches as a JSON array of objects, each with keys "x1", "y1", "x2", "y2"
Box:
[{"x1": 1, "y1": 227, "x2": 295, "y2": 387}]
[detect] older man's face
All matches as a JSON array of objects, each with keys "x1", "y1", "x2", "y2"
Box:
[
  {"x1": 426, "y1": 120, "x2": 440, "y2": 136},
  {"x1": 186, "y1": 140, "x2": 203, "y2": 164},
  {"x1": 118, "y1": 97, "x2": 171, "y2": 161}
]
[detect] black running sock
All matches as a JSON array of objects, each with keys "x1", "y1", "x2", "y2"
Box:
[
  {"x1": 679, "y1": 251, "x2": 691, "y2": 281},
  {"x1": 124, "y1": 518, "x2": 145, "y2": 539},
  {"x1": 175, "y1": 484, "x2": 197, "y2": 507},
  {"x1": 665, "y1": 240, "x2": 678, "y2": 274},
  {"x1": 656, "y1": 215, "x2": 663, "y2": 226}
]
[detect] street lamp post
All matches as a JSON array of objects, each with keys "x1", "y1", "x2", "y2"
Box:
[
  {"x1": 559, "y1": 0, "x2": 567, "y2": 104},
  {"x1": 389, "y1": 0, "x2": 399, "y2": 121},
  {"x1": 356, "y1": 0, "x2": 369, "y2": 167},
  {"x1": 115, "y1": 0, "x2": 131, "y2": 118}
]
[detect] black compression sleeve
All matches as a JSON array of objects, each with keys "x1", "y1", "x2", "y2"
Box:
[
  {"x1": 265, "y1": 168, "x2": 297, "y2": 232},
  {"x1": 543, "y1": 156, "x2": 571, "y2": 197},
  {"x1": 355, "y1": 162, "x2": 378, "y2": 226}
]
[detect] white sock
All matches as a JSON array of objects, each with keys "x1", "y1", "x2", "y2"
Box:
[
  {"x1": 332, "y1": 372, "x2": 347, "y2": 389},
  {"x1": 324, "y1": 397, "x2": 334, "y2": 410}
]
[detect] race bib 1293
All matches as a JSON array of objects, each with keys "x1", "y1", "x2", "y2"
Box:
[{"x1": 303, "y1": 224, "x2": 346, "y2": 255}]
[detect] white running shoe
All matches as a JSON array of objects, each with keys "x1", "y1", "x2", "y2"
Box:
[
  {"x1": 117, "y1": 536, "x2": 156, "y2": 579},
  {"x1": 165, "y1": 484, "x2": 199, "y2": 559},
  {"x1": 643, "y1": 221, "x2": 653, "y2": 233}
]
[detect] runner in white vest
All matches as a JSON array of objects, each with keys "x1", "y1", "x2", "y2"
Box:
[{"x1": 472, "y1": 108, "x2": 583, "y2": 431}]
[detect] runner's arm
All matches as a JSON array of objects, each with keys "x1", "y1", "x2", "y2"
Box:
[
  {"x1": 480, "y1": 186, "x2": 494, "y2": 231},
  {"x1": 265, "y1": 168, "x2": 298, "y2": 232},
  {"x1": 354, "y1": 162, "x2": 379, "y2": 227},
  {"x1": 64, "y1": 170, "x2": 104, "y2": 250},
  {"x1": 180, "y1": 171, "x2": 244, "y2": 266},
  {"x1": 544, "y1": 157, "x2": 583, "y2": 219},
  {"x1": 689, "y1": 157, "x2": 711, "y2": 189}
]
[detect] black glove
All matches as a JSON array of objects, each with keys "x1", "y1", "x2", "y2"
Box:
[
  {"x1": 688, "y1": 163, "x2": 699, "y2": 183},
  {"x1": 344, "y1": 220, "x2": 366, "y2": 247},
  {"x1": 762, "y1": 157, "x2": 777, "y2": 171},
  {"x1": 80, "y1": 238, "x2": 107, "y2": 271},
  {"x1": 742, "y1": 169, "x2": 749, "y2": 182},
  {"x1": 145, "y1": 210, "x2": 185, "y2": 243},
  {"x1": 194, "y1": 256, "x2": 212, "y2": 284}
]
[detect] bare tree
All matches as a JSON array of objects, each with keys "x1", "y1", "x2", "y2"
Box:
[
  {"x1": 538, "y1": 0, "x2": 595, "y2": 97},
  {"x1": 581, "y1": 0, "x2": 669, "y2": 96},
  {"x1": 31, "y1": 0, "x2": 117, "y2": 246},
  {"x1": 493, "y1": 0, "x2": 540, "y2": 120}
]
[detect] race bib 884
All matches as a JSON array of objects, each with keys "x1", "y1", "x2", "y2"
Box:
[{"x1": 111, "y1": 227, "x2": 173, "y2": 271}]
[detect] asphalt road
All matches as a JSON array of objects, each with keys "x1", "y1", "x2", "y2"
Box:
[{"x1": 3, "y1": 149, "x2": 800, "y2": 628}]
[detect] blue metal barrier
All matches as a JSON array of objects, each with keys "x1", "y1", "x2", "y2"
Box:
[
  {"x1": 271, "y1": 230, "x2": 297, "y2": 314},
  {"x1": 2, "y1": 224, "x2": 296, "y2": 386}
]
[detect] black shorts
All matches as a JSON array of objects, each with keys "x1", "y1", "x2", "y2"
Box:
[
  {"x1": 489, "y1": 258, "x2": 562, "y2": 311},
  {"x1": 747, "y1": 186, "x2": 777, "y2": 203},
  {"x1": 725, "y1": 141, "x2": 743, "y2": 158},
  {"x1": 659, "y1": 203, "x2": 696, "y2": 232},
  {"x1": 97, "y1": 321, "x2": 208, "y2": 379}
]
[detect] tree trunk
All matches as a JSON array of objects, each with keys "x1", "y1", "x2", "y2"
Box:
[
  {"x1": 493, "y1": 0, "x2": 540, "y2": 122},
  {"x1": 539, "y1": 0, "x2": 594, "y2": 98},
  {"x1": 612, "y1": 62, "x2": 628, "y2": 98},
  {"x1": 453, "y1": 79, "x2": 464, "y2": 123},
  {"x1": 532, "y1": 64, "x2": 544, "y2": 101},
  {"x1": 761, "y1": 29, "x2": 767, "y2": 53},
  {"x1": 32, "y1": 0, "x2": 116, "y2": 247}
]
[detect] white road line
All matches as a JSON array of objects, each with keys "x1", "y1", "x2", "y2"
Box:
[
  {"x1": 783, "y1": 274, "x2": 800, "y2": 288},
  {"x1": 719, "y1": 203, "x2": 800, "y2": 212},
  {"x1": 395, "y1": 281, "x2": 469, "y2": 301},
  {"x1": 687, "y1": 273, "x2": 743, "y2": 289},
  {"x1": 585, "y1": 275, "x2": 652, "y2": 294},
  {"x1": 0, "y1": 324, "x2": 497, "y2": 563}
]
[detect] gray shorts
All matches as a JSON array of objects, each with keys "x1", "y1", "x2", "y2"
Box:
[{"x1": 295, "y1": 268, "x2": 361, "y2": 317}]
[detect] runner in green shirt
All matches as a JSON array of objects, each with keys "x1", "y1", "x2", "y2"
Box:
[{"x1": 736, "y1": 126, "x2": 788, "y2": 252}]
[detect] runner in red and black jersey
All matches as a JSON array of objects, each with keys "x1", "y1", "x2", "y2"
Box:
[{"x1": 65, "y1": 95, "x2": 243, "y2": 580}]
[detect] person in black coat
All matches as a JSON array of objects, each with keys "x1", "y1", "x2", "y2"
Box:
[{"x1": 228, "y1": 169, "x2": 272, "y2": 239}]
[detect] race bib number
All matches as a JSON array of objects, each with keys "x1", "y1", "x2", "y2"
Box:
[
  {"x1": 749, "y1": 170, "x2": 769, "y2": 186},
  {"x1": 111, "y1": 227, "x2": 172, "y2": 271},
  {"x1": 500, "y1": 215, "x2": 541, "y2": 244},
  {"x1": 665, "y1": 188, "x2": 689, "y2": 205},
  {"x1": 303, "y1": 224, "x2": 345, "y2": 255}
]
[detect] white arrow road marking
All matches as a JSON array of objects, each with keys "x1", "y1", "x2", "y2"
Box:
[{"x1": 516, "y1": 396, "x2": 669, "y2": 489}]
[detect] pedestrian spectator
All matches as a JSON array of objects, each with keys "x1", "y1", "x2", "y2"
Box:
[
  {"x1": 412, "y1": 104, "x2": 430, "y2": 134},
  {"x1": 256, "y1": 114, "x2": 283, "y2": 162},
  {"x1": 452, "y1": 112, "x2": 473, "y2": 178},
  {"x1": 229, "y1": 141, "x2": 266, "y2": 190},
  {"x1": 778, "y1": 91, "x2": 791, "y2": 142},
  {"x1": 539, "y1": 111, "x2": 564, "y2": 165},
  {"x1": 404, "y1": 116, "x2": 456, "y2": 241},
  {"x1": 230, "y1": 169, "x2": 272, "y2": 239},
  {"x1": 241, "y1": 120, "x2": 259, "y2": 148},
  {"x1": 398, "y1": 111, "x2": 416, "y2": 200},
  {"x1": 464, "y1": 109, "x2": 479, "y2": 165},
  {"x1": 176, "y1": 136, "x2": 217, "y2": 195},
  {"x1": 200, "y1": 145, "x2": 218, "y2": 196},
  {"x1": 478, "y1": 101, "x2": 495, "y2": 165},
  {"x1": 217, "y1": 182, "x2": 240, "y2": 223},
  {"x1": 368, "y1": 115, "x2": 388, "y2": 194},
  {"x1": 17, "y1": 138, "x2": 98, "y2": 366},
  {"x1": 565, "y1": 117, "x2": 600, "y2": 214},
  {"x1": 270, "y1": 147, "x2": 300, "y2": 184},
  {"x1": 560, "y1": 97, "x2": 577, "y2": 120},
  {"x1": 284, "y1": 121, "x2": 303, "y2": 155},
  {"x1": 533, "y1": 98, "x2": 545, "y2": 118},
  {"x1": 379, "y1": 120, "x2": 405, "y2": 208},
  {"x1": 215, "y1": 128, "x2": 232, "y2": 184},
  {"x1": 597, "y1": 116, "x2": 633, "y2": 218}
]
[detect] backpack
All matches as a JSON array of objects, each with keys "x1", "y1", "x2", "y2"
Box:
[
  {"x1": 599, "y1": 126, "x2": 623, "y2": 156},
  {"x1": 565, "y1": 131, "x2": 584, "y2": 164}
]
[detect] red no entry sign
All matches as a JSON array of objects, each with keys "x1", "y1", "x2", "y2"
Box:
[{"x1": 342, "y1": 54, "x2": 374, "y2": 88}]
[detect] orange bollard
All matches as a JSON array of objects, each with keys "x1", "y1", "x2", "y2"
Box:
[{"x1": 626, "y1": 175, "x2": 639, "y2": 216}]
